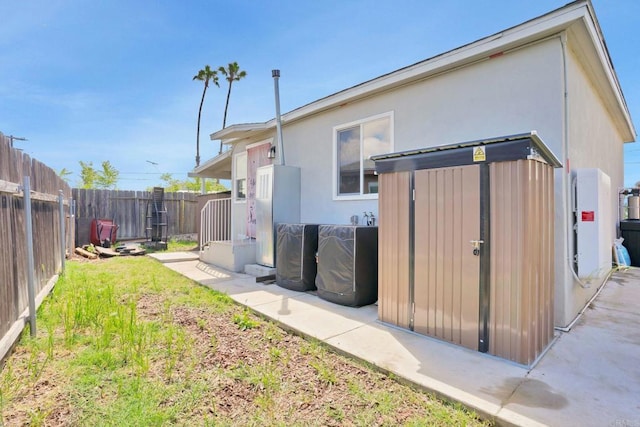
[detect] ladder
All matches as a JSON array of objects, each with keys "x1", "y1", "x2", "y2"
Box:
[{"x1": 145, "y1": 187, "x2": 168, "y2": 249}]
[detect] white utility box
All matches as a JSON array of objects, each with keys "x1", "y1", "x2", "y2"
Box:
[
  {"x1": 575, "y1": 168, "x2": 612, "y2": 279},
  {"x1": 255, "y1": 165, "x2": 301, "y2": 267}
]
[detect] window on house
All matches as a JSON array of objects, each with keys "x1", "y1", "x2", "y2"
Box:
[
  {"x1": 234, "y1": 152, "x2": 247, "y2": 201},
  {"x1": 335, "y1": 112, "x2": 393, "y2": 199}
]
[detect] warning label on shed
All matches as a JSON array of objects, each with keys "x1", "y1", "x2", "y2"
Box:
[{"x1": 473, "y1": 146, "x2": 486, "y2": 162}]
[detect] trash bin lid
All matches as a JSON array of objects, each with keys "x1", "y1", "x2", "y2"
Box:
[{"x1": 621, "y1": 220, "x2": 640, "y2": 231}]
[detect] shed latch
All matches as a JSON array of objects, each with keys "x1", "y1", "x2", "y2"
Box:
[{"x1": 470, "y1": 240, "x2": 484, "y2": 256}]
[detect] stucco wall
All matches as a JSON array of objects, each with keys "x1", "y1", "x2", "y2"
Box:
[
  {"x1": 225, "y1": 35, "x2": 628, "y2": 328},
  {"x1": 280, "y1": 38, "x2": 563, "y2": 225},
  {"x1": 553, "y1": 38, "x2": 627, "y2": 326}
]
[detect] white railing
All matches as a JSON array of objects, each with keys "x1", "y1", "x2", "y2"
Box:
[{"x1": 200, "y1": 198, "x2": 231, "y2": 249}]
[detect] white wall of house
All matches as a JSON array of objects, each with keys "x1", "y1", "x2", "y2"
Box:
[
  {"x1": 224, "y1": 33, "x2": 629, "y2": 328},
  {"x1": 281, "y1": 38, "x2": 564, "y2": 225},
  {"x1": 552, "y1": 37, "x2": 627, "y2": 326}
]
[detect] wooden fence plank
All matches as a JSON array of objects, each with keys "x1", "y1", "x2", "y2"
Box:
[
  {"x1": 0, "y1": 132, "x2": 72, "y2": 359},
  {"x1": 72, "y1": 188, "x2": 198, "y2": 240}
]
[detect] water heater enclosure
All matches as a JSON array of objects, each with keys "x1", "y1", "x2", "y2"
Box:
[{"x1": 255, "y1": 165, "x2": 301, "y2": 267}]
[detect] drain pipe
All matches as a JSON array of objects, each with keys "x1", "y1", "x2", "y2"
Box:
[
  {"x1": 560, "y1": 33, "x2": 589, "y2": 289},
  {"x1": 272, "y1": 69, "x2": 285, "y2": 166},
  {"x1": 555, "y1": 267, "x2": 615, "y2": 332}
]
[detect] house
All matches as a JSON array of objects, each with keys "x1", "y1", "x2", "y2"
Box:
[{"x1": 191, "y1": 0, "x2": 635, "y2": 334}]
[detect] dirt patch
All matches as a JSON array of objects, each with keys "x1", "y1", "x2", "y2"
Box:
[
  {"x1": 2, "y1": 274, "x2": 489, "y2": 426},
  {"x1": 134, "y1": 298, "x2": 473, "y2": 425}
]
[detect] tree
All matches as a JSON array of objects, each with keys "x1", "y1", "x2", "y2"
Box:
[
  {"x1": 58, "y1": 168, "x2": 72, "y2": 183},
  {"x1": 79, "y1": 161, "x2": 98, "y2": 189},
  {"x1": 95, "y1": 161, "x2": 119, "y2": 189},
  {"x1": 218, "y1": 62, "x2": 247, "y2": 153},
  {"x1": 153, "y1": 174, "x2": 228, "y2": 193},
  {"x1": 78, "y1": 160, "x2": 119, "y2": 189},
  {"x1": 159, "y1": 172, "x2": 181, "y2": 192},
  {"x1": 193, "y1": 65, "x2": 219, "y2": 167}
]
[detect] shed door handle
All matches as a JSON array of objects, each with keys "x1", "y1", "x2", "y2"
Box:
[{"x1": 470, "y1": 240, "x2": 484, "y2": 256}]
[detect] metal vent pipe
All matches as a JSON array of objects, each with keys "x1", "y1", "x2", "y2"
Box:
[{"x1": 272, "y1": 69, "x2": 285, "y2": 165}]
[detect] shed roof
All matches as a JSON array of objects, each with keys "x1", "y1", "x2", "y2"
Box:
[{"x1": 372, "y1": 131, "x2": 562, "y2": 174}]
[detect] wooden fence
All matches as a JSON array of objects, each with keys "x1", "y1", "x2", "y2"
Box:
[
  {"x1": 72, "y1": 188, "x2": 198, "y2": 242},
  {"x1": 0, "y1": 132, "x2": 73, "y2": 359}
]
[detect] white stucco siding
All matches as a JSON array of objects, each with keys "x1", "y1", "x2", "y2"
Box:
[
  {"x1": 553, "y1": 41, "x2": 627, "y2": 327},
  {"x1": 566, "y1": 44, "x2": 624, "y2": 200},
  {"x1": 282, "y1": 38, "x2": 564, "y2": 225},
  {"x1": 395, "y1": 39, "x2": 564, "y2": 158}
]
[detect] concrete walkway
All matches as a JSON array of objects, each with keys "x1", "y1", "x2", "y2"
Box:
[{"x1": 149, "y1": 252, "x2": 640, "y2": 427}]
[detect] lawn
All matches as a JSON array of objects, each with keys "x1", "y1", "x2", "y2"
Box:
[{"x1": 0, "y1": 254, "x2": 492, "y2": 426}]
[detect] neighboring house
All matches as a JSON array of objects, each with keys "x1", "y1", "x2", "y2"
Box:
[{"x1": 191, "y1": 0, "x2": 635, "y2": 330}]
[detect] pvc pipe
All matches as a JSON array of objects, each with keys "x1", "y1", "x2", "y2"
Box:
[
  {"x1": 554, "y1": 267, "x2": 614, "y2": 332},
  {"x1": 23, "y1": 176, "x2": 37, "y2": 337},
  {"x1": 560, "y1": 34, "x2": 589, "y2": 289}
]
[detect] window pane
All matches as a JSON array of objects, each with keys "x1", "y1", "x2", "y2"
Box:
[
  {"x1": 235, "y1": 152, "x2": 247, "y2": 200},
  {"x1": 338, "y1": 126, "x2": 360, "y2": 195},
  {"x1": 362, "y1": 117, "x2": 390, "y2": 194},
  {"x1": 235, "y1": 153, "x2": 247, "y2": 179},
  {"x1": 236, "y1": 178, "x2": 246, "y2": 199}
]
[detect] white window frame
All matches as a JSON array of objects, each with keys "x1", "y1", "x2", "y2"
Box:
[
  {"x1": 332, "y1": 111, "x2": 394, "y2": 201},
  {"x1": 233, "y1": 151, "x2": 247, "y2": 203}
]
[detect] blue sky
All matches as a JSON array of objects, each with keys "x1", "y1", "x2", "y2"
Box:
[{"x1": 1, "y1": 0, "x2": 638, "y2": 190}]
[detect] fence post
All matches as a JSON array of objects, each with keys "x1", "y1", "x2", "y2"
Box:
[
  {"x1": 23, "y1": 176, "x2": 37, "y2": 337},
  {"x1": 59, "y1": 190, "x2": 66, "y2": 274}
]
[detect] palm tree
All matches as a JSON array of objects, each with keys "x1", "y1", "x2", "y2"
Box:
[
  {"x1": 193, "y1": 65, "x2": 219, "y2": 167},
  {"x1": 218, "y1": 62, "x2": 247, "y2": 153}
]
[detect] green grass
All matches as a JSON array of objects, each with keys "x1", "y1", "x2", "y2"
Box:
[
  {"x1": 0, "y1": 257, "x2": 230, "y2": 425},
  {"x1": 0, "y1": 256, "x2": 492, "y2": 426},
  {"x1": 143, "y1": 238, "x2": 198, "y2": 254}
]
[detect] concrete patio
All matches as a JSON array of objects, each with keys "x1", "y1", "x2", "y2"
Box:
[{"x1": 149, "y1": 251, "x2": 640, "y2": 427}]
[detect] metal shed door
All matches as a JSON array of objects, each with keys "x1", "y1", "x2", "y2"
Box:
[{"x1": 413, "y1": 165, "x2": 481, "y2": 351}]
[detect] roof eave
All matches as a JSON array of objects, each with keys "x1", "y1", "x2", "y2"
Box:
[
  {"x1": 190, "y1": 150, "x2": 233, "y2": 179},
  {"x1": 277, "y1": 2, "x2": 592, "y2": 125},
  {"x1": 578, "y1": 2, "x2": 636, "y2": 141},
  {"x1": 209, "y1": 122, "x2": 273, "y2": 141},
  {"x1": 211, "y1": 1, "x2": 635, "y2": 145}
]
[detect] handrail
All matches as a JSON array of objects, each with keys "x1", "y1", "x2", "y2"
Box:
[{"x1": 200, "y1": 198, "x2": 231, "y2": 249}]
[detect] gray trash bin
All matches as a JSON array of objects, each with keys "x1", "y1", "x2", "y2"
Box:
[{"x1": 621, "y1": 220, "x2": 640, "y2": 267}]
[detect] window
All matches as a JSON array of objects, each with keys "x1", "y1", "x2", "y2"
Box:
[
  {"x1": 234, "y1": 152, "x2": 247, "y2": 201},
  {"x1": 334, "y1": 112, "x2": 393, "y2": 199}
]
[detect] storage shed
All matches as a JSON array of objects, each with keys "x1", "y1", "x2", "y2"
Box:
[{"x1": 373, "y1": 132, "x2": 562, "y2": 366}]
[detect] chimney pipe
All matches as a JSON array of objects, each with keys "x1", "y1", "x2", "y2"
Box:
[{"x1": 272, "y1": 69, "x2": 285, "y2": 165}]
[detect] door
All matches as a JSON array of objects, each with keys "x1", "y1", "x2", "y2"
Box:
[
  {"x1": 246, "y1": 142, "x2": 272, "y2": 238},
  {"x1": 255, "y1": 166, "x2": 273, "y2": 266},
  {"x1": 413, "y1": 165, "x2": 482, "y2": 351}
]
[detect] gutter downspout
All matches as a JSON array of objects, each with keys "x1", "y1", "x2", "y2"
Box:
[
  {"x1": 272, "y1": 69, "x2": 285, "y2": 166},
  {"x1": 560, "y1": 33, "x2": 589, "y2": 289}
]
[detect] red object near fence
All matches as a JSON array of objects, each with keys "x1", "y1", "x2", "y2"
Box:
[{"x1": 90, "y1": 219, "x2": 118, "y2": 247}]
